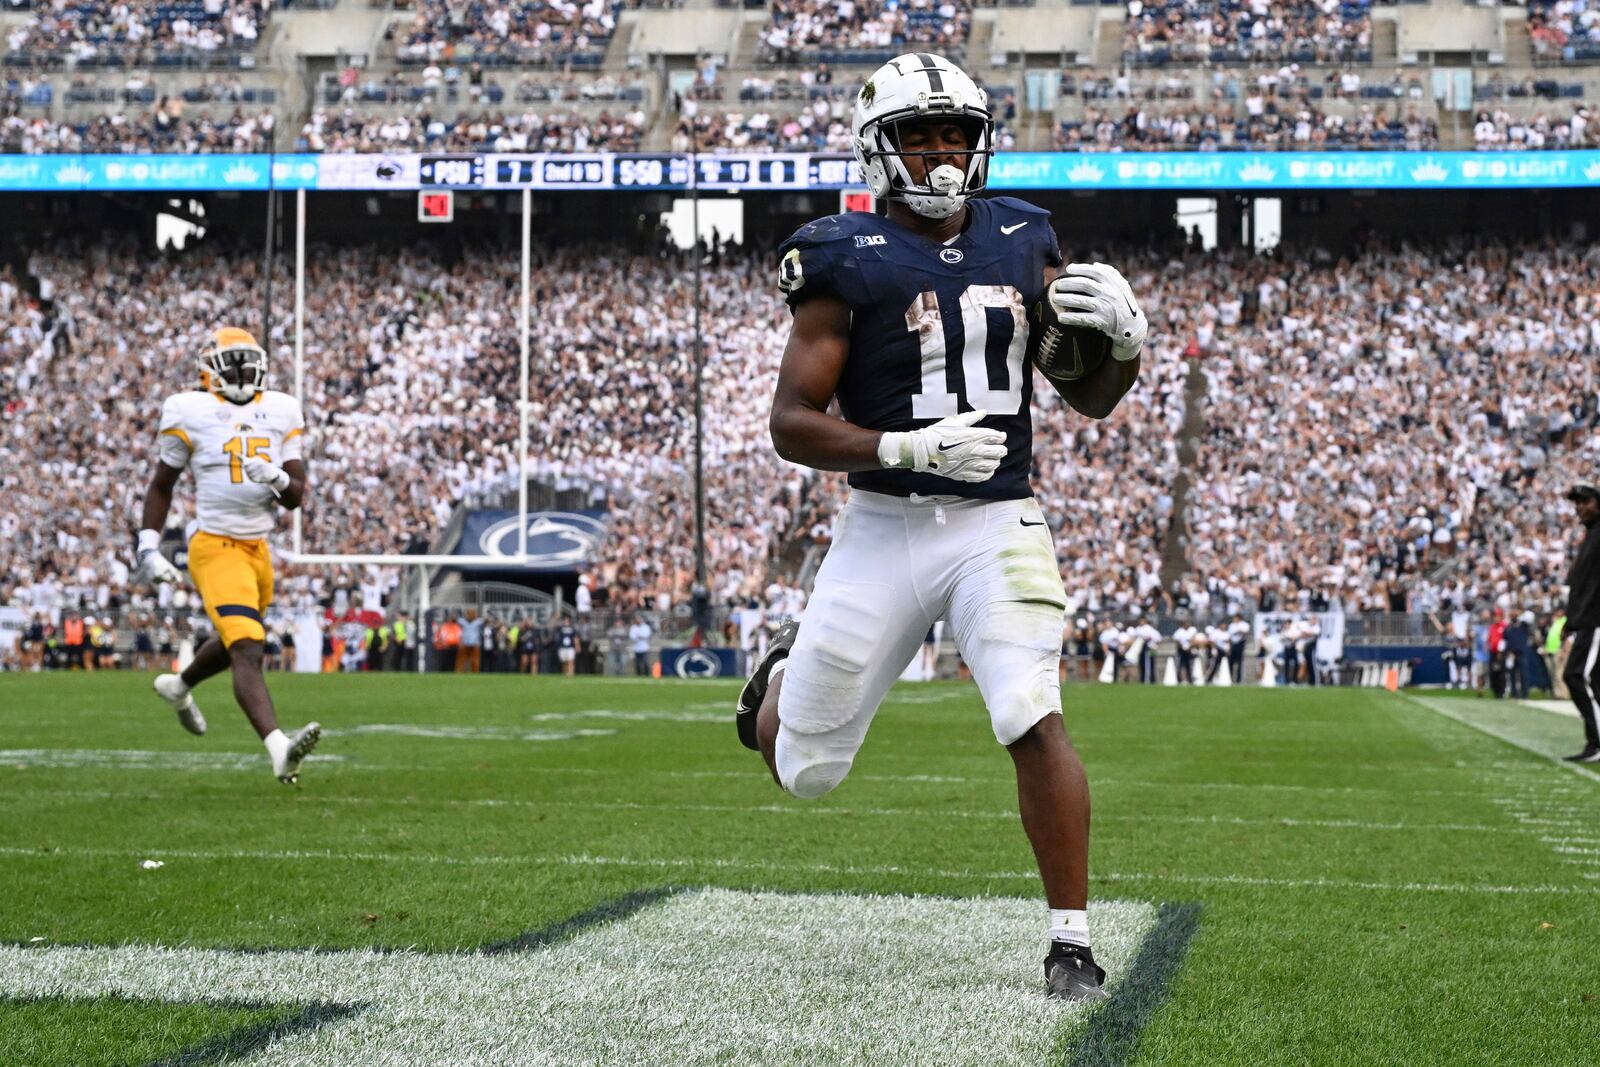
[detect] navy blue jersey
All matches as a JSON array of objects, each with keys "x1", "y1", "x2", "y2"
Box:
[{"x1": 777, "y1": 196, "x2": 1061, "y2": 500}]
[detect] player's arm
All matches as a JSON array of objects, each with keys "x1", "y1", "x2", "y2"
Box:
[
  {"x1": 140, "y1": 460, "x2": 182, "y2": 534},
  {"x1": 770, "y1": 294, "x2": 1006, "y2": 482},
  {"x1": 1043, "y1": 264, "x2": 1140, "y2": 421},
  {"x1": 276, "y1": 460, "x2": 307, "y2": 510},
  {"x1": 136, "y1": 461, "x2": 185, "y2": 585},
  {"x1": 769, "y1": 294, "x2": 879, "y2": 471}
]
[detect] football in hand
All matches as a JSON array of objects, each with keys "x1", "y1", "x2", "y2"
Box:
[{"x1": 1030, "y1": 303, "x2": 1110, "y2": 390}]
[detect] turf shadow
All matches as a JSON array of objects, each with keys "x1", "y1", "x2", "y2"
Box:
[
  {"x1": 1060, "y1": 901, "x2": 1203, "y2": 1067},
  {"x1": 478, "y1": 885, "x2": 684, "y2": 955},
  {"x1": 140, "y1": 999, "x2": 368, "y2": 1067}
]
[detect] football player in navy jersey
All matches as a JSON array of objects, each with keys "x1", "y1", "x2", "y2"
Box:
[{"x1": 734, "y1": 53, "x2": 1147, "y2": 1001}]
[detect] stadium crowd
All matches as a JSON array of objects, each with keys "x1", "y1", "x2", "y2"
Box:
[
  {"x1": 1528, "y1": 0, "x2": 1600, "y2": 62},
  {"x1": 2, "y1": 229, "x2": 1599, "y2": 660},
  {"x1": 2, "y1": 107, "x2": 276, "y2": 154},
  {"x1": 671, "y1": 103, "x2": 856, "y2": 152},
  {"x1": 1180, "y1": 238, "x2": 1600, "y2": 626},
  {"x1": 296, "y1": 106, "x2": 645, "y2": 152},
  {"x1": 758, "y1": 0, "x2": 973, "y2": 64},
  {"x1": 1471, "y1": 105, "x2": 1593, "y2": 150},
  {"x1": 1122, "y1": 0, "x2": 1373, "y2": 66},
  {"x1": 1054, "y1": 101, "x2": 1437, "y2": 150},
  {"x1": 392, "y1": 0, "x2": 619, "y2": 63},
  {"x1": 4, "y1": 0, "x2": 268, "y2": 63}
]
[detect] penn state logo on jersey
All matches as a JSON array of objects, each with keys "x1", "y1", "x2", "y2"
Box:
[{"x1": 776, "y1": 197, "x2": 1062, "y2": 500}]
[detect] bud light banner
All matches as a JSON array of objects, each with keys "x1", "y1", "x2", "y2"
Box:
[
  {"x1": 454, "y1": 510, "x2": 607, "y2": 572},
  {"x1": 659, "y1": 647, "x2": 742, "y2": 679},
  {"x1": 988, "y1": 150, "x2": 1600, "y2": 190},
  {"x1": 3, "y1": 151, "x2": 1599, "y2": 192}
]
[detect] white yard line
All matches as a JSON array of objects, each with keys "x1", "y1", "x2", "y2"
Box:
[
  {"x1": 1, "y1": 844, "x2": 1594, "y2": 897},
  {"x1": 0, "y1": 787, "x2": 1550, "y2": 837},
  {"x1": 1518, "y1": 699, "x2": 1581, "y2": 719}
]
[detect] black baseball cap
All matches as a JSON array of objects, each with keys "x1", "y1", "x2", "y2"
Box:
[{"x1": 1566, "y1": 485, "x2": 1600, "y2": 503}]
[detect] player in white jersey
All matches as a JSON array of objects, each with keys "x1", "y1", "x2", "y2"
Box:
[{"x1": 135, "y1": 327, "x2": 322, "y2": 784}]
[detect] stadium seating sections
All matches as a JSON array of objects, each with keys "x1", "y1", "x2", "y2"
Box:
[
  {"x1": 4, "y1": 0, "x2": 268, "y2": 66},
  {"x1": 393, "y1": 0, "x2": 621, "y2": 67},
  {"x1": 1122, "y1": 0, "x2": 1374, "y2": 67},
  {"x1": 2, "y1": 0, "x2": 1598, "y2": 151},
  {"x1": 1528, "y1": 0, "x2": 1600, "y2": 63},
  {"x1": 3, "y1": 236, "x2": 1596, "y2": 624}
]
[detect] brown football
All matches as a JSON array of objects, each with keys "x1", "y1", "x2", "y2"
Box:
[{"x1": 1031, "y1": 312, "x2": 1110, "y2": 388}]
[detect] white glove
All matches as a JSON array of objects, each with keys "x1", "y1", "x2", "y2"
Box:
[
  {"x1": 135, "y1": 529, "x2": 181, "y2": 586},
  {"x1": 1047, "y1": 262, "x2": 1147, "y2": 361},
  {"x1": 243, "y1": 455, "x2": 291, "y2": 494},
  {"x1": 877, "y1": 410, "x2": 1007, "y2": 484}
]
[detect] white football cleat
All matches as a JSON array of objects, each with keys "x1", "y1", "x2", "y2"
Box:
[
  {"x1": 153, "y1": 674, "x2": 206, "y2": 736},
  {"x1": 274, "y1": 722, "x2": 321, "y2": 785}
]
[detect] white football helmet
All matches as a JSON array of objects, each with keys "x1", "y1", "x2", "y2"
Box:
[
  {"x1": 852, "y1": 53, "x2": 993, "y2": 220},
  {"x1": 197, "y1": 326, "x2": 266, "y2": 404}
]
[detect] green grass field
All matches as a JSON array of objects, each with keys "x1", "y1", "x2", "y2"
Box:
[{"x1": 2, "y1": 672, "x2": 1597, "y2": 1066}]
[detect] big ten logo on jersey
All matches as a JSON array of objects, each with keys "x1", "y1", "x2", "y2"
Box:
[
  {"x1": 905, "y1": 284, "x2": 1029, "y2": 418},
  {"x1": 854, "y1": 234, "x2": 887, "y2": 248}
]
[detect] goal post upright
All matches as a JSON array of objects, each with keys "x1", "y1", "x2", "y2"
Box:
[
  {"x1": 292, "y1": 186, "x2": 307, "y2": 558},
  {"x1": 519, "y1": 187, "x2": 531, "y2": 561},
  {"x1": 282, "y1": 187, "x2": 541, "y2": 674}
]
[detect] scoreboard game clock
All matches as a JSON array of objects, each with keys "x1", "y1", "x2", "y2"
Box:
[{"x1": 418, "y1": 190, "x2": 454, "y2": 222}]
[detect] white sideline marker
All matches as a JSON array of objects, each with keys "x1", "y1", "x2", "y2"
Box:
[
  {"x1": 1213, "y1": 659, "x2": 1232, "y2": 688},
  {"x1": 3, "y1": 890, "x2": 1156, "y2": 1067}
]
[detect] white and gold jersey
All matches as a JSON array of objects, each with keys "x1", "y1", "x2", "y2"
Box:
[{"x1": 156, "y1": 389, "x2": 306, "y2": 540}]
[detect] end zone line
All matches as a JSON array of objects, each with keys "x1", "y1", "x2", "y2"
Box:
[
  {"x1": 0, "y1": 845, "x2": 1593, "y2": 897},
  {"x1": 1406, "y1": 696, "x2": 1600, "y2": 785}
]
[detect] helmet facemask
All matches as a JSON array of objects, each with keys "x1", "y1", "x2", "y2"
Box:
[
  {"x1": 859, "y1": 110, "x2": 992, "y2": 220},
  {"x1": 198, "y1": 331, "x2": 267, "y2": 404}
]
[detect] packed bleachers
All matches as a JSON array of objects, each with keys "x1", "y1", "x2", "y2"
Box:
[
  {"x1": 1528, "y1": 0, "x2": 1600, "y2": 63},
  {"x1": 3, "y1": 0, "x2": 269, "y2": 67},
  {"x1": 2, "y1": 104, "x2": 276, "y2": 152},
  {"x1": 1471, "y1": 103, "x2": 1594, "y2": 149},
  {"x1": 319, "y1": 67, "x2": 647, "y2": 109},
  {"x1": 758, "y1": 0, "x2": 973, "y2": 65},
  {"x1": 671, "y1": 104, "x2": 854, "y2": 151},
  {"x1": 391, "y1": 0, "x2": 620, "y2": 67},
  {"x1": 1055, "y1": 101, "x2": 1438, "y2": 150},
  {"x1": 6, "y1": 228, "x2": 1597, "y2": 628},
  {"x1": 1179, "y1": 238, "x2": 1600, "y2": 622},
  {"x1": 1123, "y1": 0, "x2": 1374, "y2": 67},
  {"x1": 298, "y1": 105, "x2": 646, "y2": 151}
]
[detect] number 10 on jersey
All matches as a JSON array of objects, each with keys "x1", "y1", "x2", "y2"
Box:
[{"x1": 906, "y1": 284, "x2": 1029, "y2": 419}]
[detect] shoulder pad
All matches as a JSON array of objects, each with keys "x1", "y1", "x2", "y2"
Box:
[
  {"x1": 985, "y1": 196, "x2": 1054, "y2": 221},
  {"x1": 162, "y1": 392, "x2": 207, "y2": 418},
  {"x1": 790, "y1": 213, "x2": 864, "y2": 245},
  {"x1": 260, "y1": 389, "x2": 301, "y2": 412}
]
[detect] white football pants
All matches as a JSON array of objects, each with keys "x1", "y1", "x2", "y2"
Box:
[{"x1": 775, "y1": 489, "x2": 1068, "y2": 798}]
